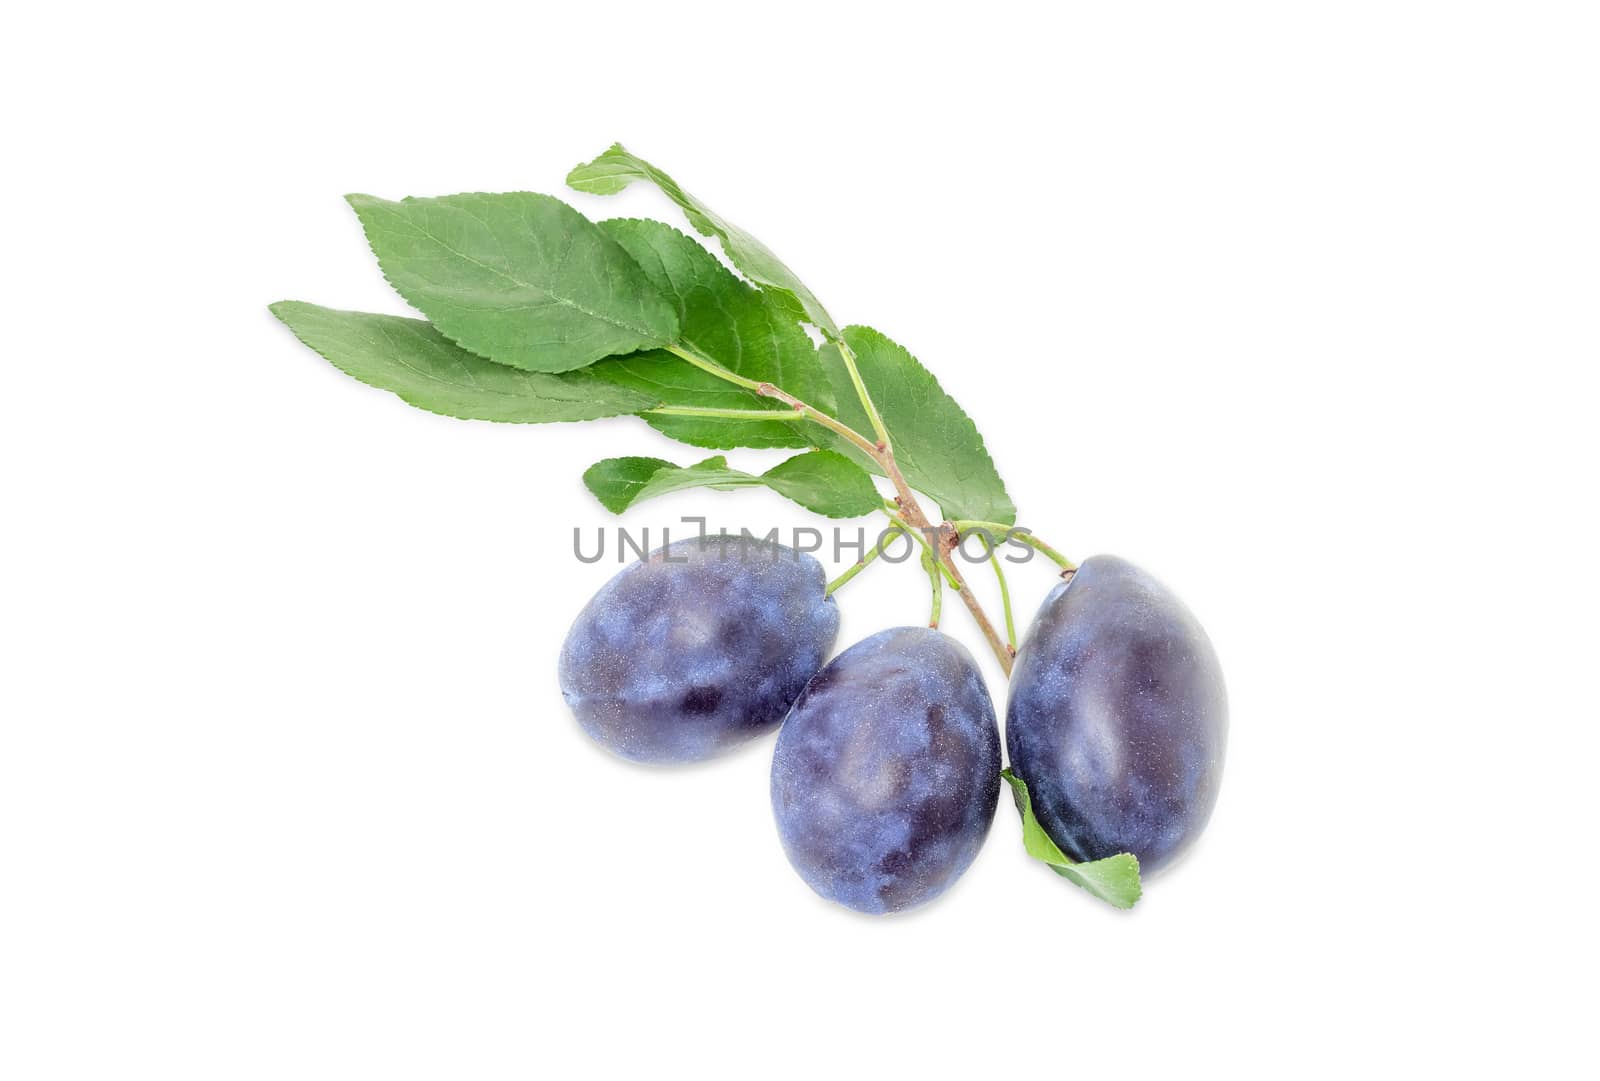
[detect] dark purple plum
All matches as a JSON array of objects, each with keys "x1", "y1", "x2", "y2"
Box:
[
  {"x1": 559, "y1": 534, "x2": 838, "y2": 763},
  {"x1": 771, "y1": 628, "x2": 1001, "y2": 914},
  {"x1": 1006, "y1": 555, "x2": 1227, "y2": 875}
]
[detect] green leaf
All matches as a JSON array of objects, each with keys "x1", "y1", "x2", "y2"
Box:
[
  {"x1": 588, "y1": 219, "x2": 834, "y2": 450},
  {"x1": 820, "y1": 327, "x2": 1016, "y2": 524},
  {"x1": 1000, "y1": 769, "x2": 1142, "y2": 909},
  {"x1": 568, "y1": 143, "x2": 838, "y2": 336},
  {"x1": 583, "y1": 451, "x2": 880, "y2": 518},
  {"x1": 346, "y1": 192, "x2": 679, "y2": 373},
  {"x1": 580, "y1": 456, "x2": 677, "y2": 512},
  {"x1": 269, "y1": 302, "x2": 656, "y2": 423},
  {"x1": 759, "y1": 451, "x2": 882, "y2": 516}
]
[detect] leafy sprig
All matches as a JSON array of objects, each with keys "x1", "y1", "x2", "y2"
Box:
[{"x1": 270, "y1": 142, "x2": 1140, "y2": 908}]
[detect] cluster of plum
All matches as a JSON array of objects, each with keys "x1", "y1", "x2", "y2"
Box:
[
  {"x1": 560, "y1": 534, "x2": 1226, "y2": 915},
  {"x1": 267, "y1": 141, "x2": 1228, "y2": 914}
]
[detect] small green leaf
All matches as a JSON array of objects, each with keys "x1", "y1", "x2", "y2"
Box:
[
  {"x1": 759, "y1": 451, "x2": 882, "y2": 516},
  {"x1": 583, "y1": 451, "x2": 880, "y2": 519},
  {"x1": 580, "y1": 456, "x2": 678, "y2": 513},
  {"x1": 568, "y1": 143, "x2": 838, "y2": 336},
  {"x1": 269, "y1": 302, "x2": 656, "y2": 423},
  {"x1": 1000, "y1": 769, "x2": 1142, "y2": 909},
  {"x1": 346, "y1": 192, "x2": 679, "y2": 373},
  {"x1": 588, "y1": 219, "x2": 834, "y2": 450},
  {"x1": 820, "y1": 327, "x2": 1016, "y2": 525}
]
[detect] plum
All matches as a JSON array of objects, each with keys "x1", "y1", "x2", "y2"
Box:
[
  {"x1": 771, "y1": 628, "x2": 1001, "y2": 914},
  {"x1": 1006, "y1": 555, "x2": 1227, "y2": 875},
  {"x1": 559, "y1": 534, "x2": 838, "y2": 763}
]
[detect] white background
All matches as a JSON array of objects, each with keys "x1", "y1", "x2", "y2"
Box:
[{"x1": 4, "y1": 2, "x2": 1596, "y2": 1076}]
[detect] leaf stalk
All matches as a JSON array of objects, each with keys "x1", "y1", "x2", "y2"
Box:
[
  {"x1": 647, "y1": 405, "x2": 805, "y2": 422},
  {"x1": 833, "y1": 336, "x2": 893, "y2": 449}
]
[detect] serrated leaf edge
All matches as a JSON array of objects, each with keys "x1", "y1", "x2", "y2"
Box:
[
  {"x1": 839, "y1": 326, "x2": 1018, "y2": 525},
  {"x1": 268, "y1": 301, "x2": 658, "y2": 425},
  {"x1": 344, "y1": 192, "x2": 678, "y2": 374},
  {"x1": 566, "y1": 143, "x2": 837, "y2": 336}
]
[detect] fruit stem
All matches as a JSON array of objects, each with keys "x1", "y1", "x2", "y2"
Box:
[
  {"x1": 881, "y1": 489, "x2": 1014, "y2": 675},
  {"x1": 825, "y1": 528, "x2": 898, "y2": 596},
  {"x1": 923, "y1": 549, "x2": 943, "y2": 628},
  {"x1": 949, "y1": 520, "x2": 1078, "y2": 575},
  {"x1": 988, "y1": 544, "x2": 1018, "y2": 653},
  {"x1": 878, "y1": 508, "x2": 959, "y2": 590}
]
